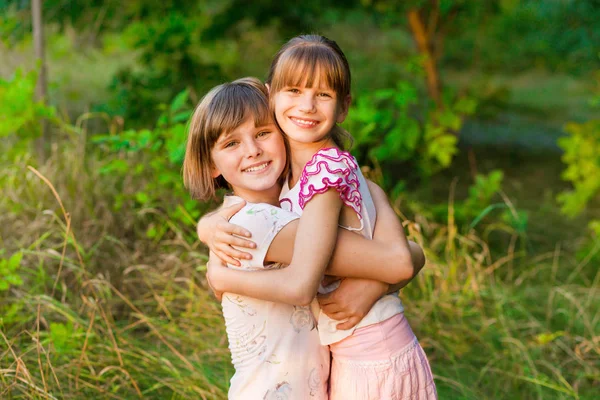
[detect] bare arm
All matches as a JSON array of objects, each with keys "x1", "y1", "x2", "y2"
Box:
[
  {"x1": 209, "y1": 189, "x2": 343, "y2": 306},
  {"x1": 266, "y1": 180, "x2": 417, "y2": 283},
  {"x1": 205, "y1": 181, "x2": 425, "y2": 308}
]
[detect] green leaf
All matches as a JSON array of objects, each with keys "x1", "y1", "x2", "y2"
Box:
[
  {"x1": 99, "y1": 160, "x2": 129, "y2": 175},
  {"x1": 5, "y1": 274, "x2": 23, "y2": 286},
  {"x1": 173, "y1": 110, "x2": 192, "y2": 123},
  {"x1": 50, "y1": 322, "x2": 70, "y2": 351},
  {"x1": 135, "y1": 192, "x2": 150, "y2": 205},
  {"x1": 7, "y1": 252, "x2": 22, "y2": 271},
  {"x1": 146, "y1": 226, "x2": 158, "y2": 239},
  {"x1": 170, "y1": 89, "x2": 190, "y2": 113},
  {"x1": 535, "y1": 331, "x2": 565, "y2": 345}
]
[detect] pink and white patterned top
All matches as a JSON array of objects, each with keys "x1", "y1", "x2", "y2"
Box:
[
  {"x1": 280, "y1": 148, "x2": 405, "y2": 346},
  {"x1": 221, "y1": 196, "x2": 329, "y2": 400}
]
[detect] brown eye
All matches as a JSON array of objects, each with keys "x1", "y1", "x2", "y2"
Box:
[{"x1": 257, "y1": 131, "x2": 270, "y2": 138}]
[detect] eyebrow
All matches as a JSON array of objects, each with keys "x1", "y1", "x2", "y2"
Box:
[{"x1": 215, "y1": 131, "x2": 234, "y2": 145}]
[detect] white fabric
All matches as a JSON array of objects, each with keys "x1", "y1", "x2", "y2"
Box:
[
  {"x1": 221, "y1": 196, "x2": 329, "y2": 400},
  {"x1": 280, "y1": 148, "x2": 405, "y2": 346}
]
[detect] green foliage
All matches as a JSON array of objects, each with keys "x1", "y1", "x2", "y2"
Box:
[
  {"x1": 346, "y1": 68, "x2": 476, "y2": 182},
  {"x1": 103, "y1": 8, "x2": 234, "y2": 124},
  {"x1": 0, "y1": 250, "x2": 24, "y2": 291},
  {"x1": 462, "y1": 170, "x2": 505, "y2": 222},
  {"x1": 93, "y1": 89, "x2": 209, "y2": 240},
  {"x1": 1, "y1": 3, "x2": 599, "y2": 397},
  {"x1": 445, "y1": 0, "x2": 600, "y2": 74},
  {"x1": 558, "y1": 69, "x2": 600, "y2": 238},
  {"x1": 0, "y1": 68, "x2": 56, "y2": 140},
  {"x1": 557, "y1": 69, "x2": 600, "y2": 271},
  {"x1": 2, "y1": 135, "x2": 597, "y2": 398},
  {"x1": 47, "y1": 321, "x2": 85, "y2": 354},
  {"x1": 557, "y1": 119, "x2": 600, "y2": 217}
]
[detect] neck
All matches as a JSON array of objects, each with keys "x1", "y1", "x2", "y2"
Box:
[
  {"x1": 232, "y1": 184, "x2": 282, "y2": 206},
  {"x1": 288, "y1": 136, "x2": 337, "y2": 186}
]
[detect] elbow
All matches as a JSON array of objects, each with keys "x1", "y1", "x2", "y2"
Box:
[
  {"x1": 295, "y1": 293, "x2": 315, "y2": 307},
  {"x1": 411, "y1": 242, "x2": 426, "y2": 275},
  {"x1": 287, "y1": 276, "x2": 318, "y2": 306},
  {"x1": 405, "y1": 241, "x2": 426, "y2": 281},
  {"x1": 414, "y1": 250, "x2": 426, "y2": 275},
  {"x1": 387, "y1": 246, "x2": 416, "y2": 284},
  {"x1": 288, "y1": 287, "x2": 315, "y2": 306}
]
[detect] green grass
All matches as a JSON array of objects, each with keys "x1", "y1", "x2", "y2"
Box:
[
  {"x1": 0, "y1": 132, "x2": 598, "y2": 399},
  {"x1": 1, "y1": 28, "x2": 598, "y2": 399}
]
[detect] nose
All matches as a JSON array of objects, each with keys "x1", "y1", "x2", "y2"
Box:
[
  {"x1": 244, "y1": 138, "x2": 262, "y2": 158},
  {"x1": 298, "y1": 93, "x2": 316, "y2": 113}
]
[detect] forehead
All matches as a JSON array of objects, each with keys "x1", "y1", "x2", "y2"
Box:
[
  {"x1": 291, "y1": 72, "x2": 332, "y2": 90},
  {"x1": 217, "y1": 118, "x2": 275, "y2": 141},
  {"x1": 276, "y1": 52, "x2": 342, "y2": 88},
  {"x1": 283, "y1": 66, "x2": 333, "y2": 88}
]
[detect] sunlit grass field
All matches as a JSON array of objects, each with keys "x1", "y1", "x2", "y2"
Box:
[
  {"x1": 1, "y1": 26, "x2": 599, "y2": 399},
  {"x1": 1, "y1": 134, "x2": 598, "y2": 399}
]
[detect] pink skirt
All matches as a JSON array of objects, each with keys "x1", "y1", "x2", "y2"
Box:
[{"x1": 329, "y1": 313, "x2": 437, "y2": 400}]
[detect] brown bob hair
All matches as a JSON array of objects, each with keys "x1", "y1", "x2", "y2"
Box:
[
  {"x1": 266, "y1": 34, "x2": 353, "y2": 149},
  {"x1": 183, "y1": 77, "x2": 286, "y2": 200}
]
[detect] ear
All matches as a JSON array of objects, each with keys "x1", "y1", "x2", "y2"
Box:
[
  {"x1": 336, "y1": 94, "x2": 352, "y2": 124},
  {"x1": 211, "y1": 165, "x2": 221, "y2": 179},
  {"x1": 265, "y1": 83, "x2": 270, "y2": 94}
]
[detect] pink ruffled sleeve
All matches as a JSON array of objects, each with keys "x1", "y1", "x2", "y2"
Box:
[{"x1": 298, "y1": 147, "x2": 362, "y2": 219}]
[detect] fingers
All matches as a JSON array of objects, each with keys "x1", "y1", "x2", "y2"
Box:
[
  {"x1": 214, "y1": 249, "x2": 242, "y2": 267},
  {"x1": 316, "y1": 291, "x2": 332, "y2": 305},
  {"x1": 322, "y1": 309, "x2": 348, "y2": 320},
  {"x1": 217, "y1": 243, "x2": 253, "y2": 262},
  {"x1": 336, "y1": 317, "x2": 361, "y2": 331},
  {"x1": 216, "y1": 226, "x2": 256, "y2": 249},
  {"x1": 218, "y1": 201, "x2": 248, "y2": 222}
]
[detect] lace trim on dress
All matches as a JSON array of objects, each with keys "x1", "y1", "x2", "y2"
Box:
[{"x1": 298, "y1": 147, "x2": 363, "y2": 220}]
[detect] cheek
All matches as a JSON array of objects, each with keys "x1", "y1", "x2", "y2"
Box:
[
  {"x1": 211, "y1": 151, "x2": 235, "y2": 174},
  {"x1": 269, "y1": 136, "x2": 286, "y2": 157}
]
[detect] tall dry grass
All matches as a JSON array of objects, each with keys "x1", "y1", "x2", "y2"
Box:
[
  {"x1": 1, "y1": 138, "x2": 230, "y2": 399},
  {"x1": 1, "y1": 134, "x2": 598, "y2": 399}
]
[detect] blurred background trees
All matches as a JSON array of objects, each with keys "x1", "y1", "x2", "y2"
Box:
[{"x1": 1, "y1": 0, "x2": 599, "y2": 398}]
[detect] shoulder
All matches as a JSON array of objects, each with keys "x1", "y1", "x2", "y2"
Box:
[
  {"x1": 365, "y1": 179, "x2": 385, "y2": 198},
  {"x1": 301, "y1": 147, "x2": 359, "y2": 188},
  {"x1": 298, "y1": 148, "x2": 362, "y2": 211},
  {"x1": 230, "y1": 203, "x2": 298, "y2": 229},
  {"x1": 304, "y1": 147, "x2": 358, "y2": 175}
]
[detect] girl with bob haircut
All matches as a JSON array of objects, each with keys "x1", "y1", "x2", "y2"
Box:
[
  {"x1": 185, "y1": 77, "x2": 427, "y2": 399},
  {"x1": 199, "y1": 35, "x2": 437, "y2": 399}
]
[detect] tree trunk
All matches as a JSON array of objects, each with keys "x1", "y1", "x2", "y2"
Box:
[
  {"x1": 32, "y1": 0, "x2": 49, "y2": 161},
  {"x1": 407, "y1": 8, "x2": 442, "y2": 107}
]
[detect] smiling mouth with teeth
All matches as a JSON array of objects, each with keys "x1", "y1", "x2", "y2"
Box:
[
  {"x1": 243, "y1": 162, "x2": 270, "y2": 173},
  {"x1": 290, "y1": 117, "x2": 319, "y2": 128}
]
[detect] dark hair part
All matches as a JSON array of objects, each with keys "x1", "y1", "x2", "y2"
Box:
[
  {"x1": 266, "y1": 34, "x2": 353, "y2": 149},
  {"x1": 183, "y1": 77, "x2": 283, "y2": 200}
]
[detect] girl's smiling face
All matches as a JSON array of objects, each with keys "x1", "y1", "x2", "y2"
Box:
[
  {"x1": 273, "y1": 80, "x2": 350, "y2": 146},
  {"x1": 211, "y1": 117, "x2": 286, "y2": 204}
]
